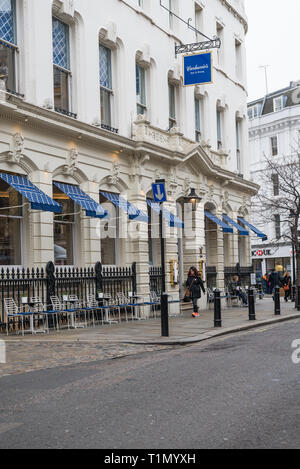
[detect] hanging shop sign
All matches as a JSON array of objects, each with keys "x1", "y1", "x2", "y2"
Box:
[{"x1": 183, "y1": 51, "x2": 213, "y2": 87}]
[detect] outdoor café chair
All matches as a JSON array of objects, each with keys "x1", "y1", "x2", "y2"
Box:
[
  {"x1": 143, "y1": 291, "x2": 161, "y2": 319},
  {"x1": 85, "y1": 294, "x2": 105, "y2": 327},
  {"x1": 4, "y1": 298, "x2": 25, "y2": 336},
  {"x1": 65, "y1": 295, "x2": 87, "y2": 329},
  {"x1": 26, "y1": 297, "x2": 49, "y2": 334}
]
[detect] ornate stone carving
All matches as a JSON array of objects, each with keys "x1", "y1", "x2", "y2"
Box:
[
  {"x1": 65, "y1": 148, "x2": 78, "y2": 176},
  {"x1": 99, "y1": 22, "x2": 118, "y2": 48},
  {"x1": 108, "y1": 161, "x2": 120, "y2": 186},
  {"x1": 130, "y1": 153, "x2": 150, "y2": 183},
  {"x1": 8, "y1": 133, "x2": 25, "y2": 164},
  {"x1": 183, "y1": 176, "x2": 191, "y2": 196},
  {"x1": 167, "y1": 167, "x2": 178, "y2": 197},
  {"x1": 52, "y1": 0, "x2": 75, "y2": 20}
]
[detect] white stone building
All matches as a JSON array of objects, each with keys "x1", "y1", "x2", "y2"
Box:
[
  {"x1": 0, "y1": 0, "x2": 259, "y2": 311},
  {"x1": 248, "y1": 80, "x2": 300, "y2": 281}
]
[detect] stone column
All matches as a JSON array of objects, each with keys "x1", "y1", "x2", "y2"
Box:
[
  {"x1": 163, "y1": 200, "x2": 180, "y2": 315},
  {"x1": 29, "y1": 170, "x2": 55, "y2": 269},
  {"x1": 182, "y1": 201, "x2": 206, "y2": 310},
  {"x1": 80, "y1": 181, "x2": 102, "y2": 268},
  {"x1": 126, "y1": 192, "x2": 150, "y2": 314},
  {"x1": 216, "y1": 210, "x2": 225, "y2": 291}
]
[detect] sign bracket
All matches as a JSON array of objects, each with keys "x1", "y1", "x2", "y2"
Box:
[{"x1": 159, "y1": 0, "x2": 221, "y2": 57}]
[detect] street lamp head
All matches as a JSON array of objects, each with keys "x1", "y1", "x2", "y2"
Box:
[{"x1": 185, "y1": 188, "x2": 202, "y2": 211}]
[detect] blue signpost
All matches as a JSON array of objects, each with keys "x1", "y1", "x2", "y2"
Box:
[
  {"x1": 152, "y1": 180, "x2": 168, "y2": 337},
  {"x1": 152, "y1": 182, "x2": 167, "y2": 203},
  {"x1": 183, "y1": 51, "x2": 213, "y2": 87}
]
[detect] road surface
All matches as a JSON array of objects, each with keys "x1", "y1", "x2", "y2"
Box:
[{"x1": 0, "y1": 320, "x2": 300, "y2": 449}]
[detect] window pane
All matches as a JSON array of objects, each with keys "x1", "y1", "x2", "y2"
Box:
[
  {"x1": 136, "y1": 65, "x2": 146, "y2": 106},
  {"x1": 0, "y1": 0, "x2": 15, "y2": 44},
  {"x1": 100, "y1": 87, "x2": 111, "y2": 126},
  {"x1": 53, "y1": 184, "x2": 74, "y2": 266},
  {"x1": 100, "y1": 194, "x2": 117, "y2": 265},
  {"x1": 0, "y1": 217, "x2": 21, "y2": 265},
  {"x1": 52, "y1": 17, "x2": 70, "y2": 70},
  {"x1": 0, "y1": 177, "x2": 22, "y2": 216},
  {"x1": 99, "y1": 44, "x2": 112, "y2": 89},
  {"x1": 54, "y1": 223, "x2": 74, "y2": 266},
  {"x1": 53, "y1": 66, "x2": 69, "y2": 111},
  {"x1": 169, "y1": 84, "x2": 176, "y2": 120},
  {"x1": 0, "y1": 43, "x2": 15, "y2": 90}
]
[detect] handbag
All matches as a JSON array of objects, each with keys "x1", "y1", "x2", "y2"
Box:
[
  {"x1": 184, "y1": 278, "x2": 196, "y2": 302},
  {"x1": 283, "y1": 285, "x2": 290, "y2": 292}
]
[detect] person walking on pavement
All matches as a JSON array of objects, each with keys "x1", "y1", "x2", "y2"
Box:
[
  {"x1": 282, "y1": 272, "x2": 292, "y2": 302},
  {"x1": 186, "y1": 267, "x2": 206, "y2": 318},
  {"x1": 269, "y1": 267, "x2": 283, "y2": 300}
]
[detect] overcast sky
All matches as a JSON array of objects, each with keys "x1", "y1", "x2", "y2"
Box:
[{"x1": 245, "y1": 0, "x2": 300, "y2": 102}]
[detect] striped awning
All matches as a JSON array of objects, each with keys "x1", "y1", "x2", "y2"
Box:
[
  {"x1": 147, "y1": 200, "x2": 184, "y2": 229},
  {"x1": 238, "y1": 217, "x2": 268, "y2": 241},
  {"x1": 0, "y1": 173, "x2": 62, "y2": 213},
  {"x1": 223, "y1": 214, "x2": 249, "y2": 236},
  {"x1": 54, "y1": 182, "x2": 108, "y2": 219},
  {"x1": 205, "y1": 211, "x2": 233, "y2": 233},
  {"x1": 101, "y1": 192, "x2": 148, "y2": 223}
]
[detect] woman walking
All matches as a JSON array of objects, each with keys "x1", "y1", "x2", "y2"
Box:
[
  {"x1": 186, "y1": 267, "x2": 206, "y2": 318},
  {"x1": 282, "y1": 272, "x2": 292, "y2": 302}
]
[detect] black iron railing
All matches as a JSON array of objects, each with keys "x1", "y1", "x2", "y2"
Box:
[
  {"x1": 206, "y1": 266, "x2": 217, "y2": 290},
  {"x1": 101, "y1": 123, "x2": 119, "y2": 134},
  {"x1": 55, "y1": 107, "x2": 77, "y2": 119},
  {"x1": 224, "y1": 265, "x2": 254, "y2": 287},
  {"x1": 149, "y1": 266, "x2": 163, "y2": 295},
  {"x1": 0, "y1": 262, "x2": 137, "y2": 328}
]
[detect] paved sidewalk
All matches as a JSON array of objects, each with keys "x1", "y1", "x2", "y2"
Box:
[
  {"x1": 3, "y1": 298, "x2": 299, "y2": 346},
  {"x1": 1, "y1": 298, "x2": 299, "y2": 378}
]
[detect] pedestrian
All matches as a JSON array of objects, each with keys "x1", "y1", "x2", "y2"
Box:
[
  {"x1": 269, "y1": 268, "x2": 283, "y2": 299},
  {"x1": 185, "y1": 267, "x2": 206, "y2": 318},
  {"x1": 282, "y1": 272, "x2": 292, "y2": 302},
  {"x1": 229, "y1": 275, "x2": 248, "y2": 307}
]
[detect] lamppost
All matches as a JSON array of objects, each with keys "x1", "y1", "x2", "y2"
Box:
[{"x1": 184, "y1": 188, "x2": 202, "y2": 212}]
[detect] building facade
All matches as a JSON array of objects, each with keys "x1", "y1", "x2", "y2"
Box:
[
  {"x1": 248, "y1": 80, "x2": 300, "y2": 280},
  {"x1": 0, "y1": 0, "x2": 258, "y2": 311}
]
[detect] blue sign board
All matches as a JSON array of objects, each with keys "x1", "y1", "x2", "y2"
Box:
[
  {"x1": 183, "y1": 51, "x2": 213, "y2": 87},
  {"x1": 152, "y1": 182, "x2": 167, "y2": 203}
]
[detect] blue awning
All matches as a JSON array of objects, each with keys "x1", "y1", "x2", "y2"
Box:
[
  {"x1": 238, "y1": 217, "x2": 268, "y2": 241},
  {"x1": 223, "y1": 214, "x2": 249, "y2": 236},
  {"x1": 147, "y1": 200, "x2": 184, "y2": 229},
  {"x1": 205, "y1": 211, "x2": 233, "y2": 233},
  {"x1": 101, "y1": 192, "x2": 148, "y2": 223},
  {"x1": 0, "y1": 173, "x2": 62, "y2": 213},
  {"x1": 54, "y1": 182, "x2": 108, "y2": 219}
]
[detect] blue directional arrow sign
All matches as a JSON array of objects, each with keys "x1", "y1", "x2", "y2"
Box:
[{"x1": 152, "y1": 182, "x2": 167, "y2": 203}]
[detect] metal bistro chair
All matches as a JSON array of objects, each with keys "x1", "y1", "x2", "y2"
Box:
[
  {"x1": 65, "y1": 295, "x2": 87, "y2": 329},
  {"x1": 103, "y1": 294, "x2": 120, "y2": 324},
  {"x1": 144, "y1": 291, "x2": 161, "y2": 319},
  {"x1": 27, "y1": 297, "x2": 49, "y2": 334},
  {"x1": 4, "y1": 298, "x2": 25, "y2": 336},
  {"x1": 116, "y1": 292, "x2": 132, "y2": 322},
  {"x1": 85, "y1": 294, "x2": 104, "y2": 327},
  {"x1": 49, "y1": 296, "x2": 64, "y2": 331}
]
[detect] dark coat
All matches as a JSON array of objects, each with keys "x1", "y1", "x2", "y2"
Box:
[
  {"x1": 269, "y1": 271, "x2": 283, "y2": 288},
  {"x1": 186, "y1": 275, "x2": 206, "y2": 299}
]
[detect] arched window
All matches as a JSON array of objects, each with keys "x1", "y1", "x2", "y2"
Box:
[
  {"x1": 0, "y1": 0, "x2": 17, "y2": 93},
  {"x1": 52, "y1": 16, "x2": 74, "y2": 117},
  {"x1": 0, "y1": 173, "x2": 22, "y2": 266},
  {"x1": 99, "y1": 43, "x2": 113, "y2": 129}
]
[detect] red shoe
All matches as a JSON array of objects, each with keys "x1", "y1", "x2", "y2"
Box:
[{"x1": 192, "y1": 312, "x2": 199, "y2": 318}]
